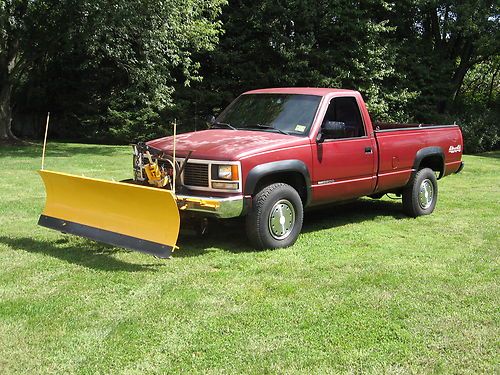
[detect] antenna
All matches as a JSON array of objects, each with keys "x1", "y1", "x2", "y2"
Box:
[
  {"x1": 194, "y1": 101, "x2": 197, "y2": 132},
  {"x1": 41, "y1": 112, "x2": 50, "y2": 170},
  {"x1": 172, "y1": 119, "x2": 177, "y2": 195}
]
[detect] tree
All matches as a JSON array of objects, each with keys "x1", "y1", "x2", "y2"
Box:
[
  {"x1": 184, "y1": 0, "x2": 418, "y2": 125},
  {"x1": 454, "y1": 56, "x2": 499, "y2": 152},
  {"x1": 3, "y1": 0, "x2": 497, "y2": 148},
  {"x1": 390, "y1": 0, "x2": 499, "y2": 118},
  {"x1": 1, "y1": 0, "x2": 75, "y2": 140},
  {"x1": 0, "y1": 0, "x2": 225, "y2": 141}
]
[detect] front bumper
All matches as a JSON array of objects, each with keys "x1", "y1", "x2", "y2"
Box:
[{"x1": 176, "y1": 194, "x2": 245, "y2": 218}]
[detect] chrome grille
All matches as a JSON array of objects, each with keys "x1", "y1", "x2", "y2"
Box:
[{"x1": 183, "y1": 163, "x2": 209, "y2": 187}]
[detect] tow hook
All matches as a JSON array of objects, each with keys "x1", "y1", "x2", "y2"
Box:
[
  {"x1": 199, "y1": 218, "x2": 209, "y2": 236},
  {"x1": 179, "y1": 217, "x2": 210, "y2": 238}
]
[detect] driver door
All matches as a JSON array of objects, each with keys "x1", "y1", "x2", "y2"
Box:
[{"x1": 311, "y1": 96, "x2": 377, "y2": 204}]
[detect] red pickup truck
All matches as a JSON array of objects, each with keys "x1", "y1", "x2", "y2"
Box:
[{"x1": 135, "y1": 87, "x2": 464, "y2": 249}]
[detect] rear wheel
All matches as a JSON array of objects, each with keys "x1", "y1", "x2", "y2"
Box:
[
  {"x1": 246, "y1": 183, "x2": 303, "y2": 249},
  {"x1": 402, "y1": 168, "x2": 438, "y2": 217}
]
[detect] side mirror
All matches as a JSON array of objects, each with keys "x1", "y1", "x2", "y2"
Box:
[{"x1": 317, "y1": 121, "x2": 346, "y2": 143}]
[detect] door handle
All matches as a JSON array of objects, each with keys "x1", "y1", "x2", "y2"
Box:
[{"x1": 365, "y1": 147, "x2": 373, "y2": 154}]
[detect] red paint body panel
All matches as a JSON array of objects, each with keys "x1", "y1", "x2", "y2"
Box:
[
  {"x1": 147, "y1": 88, "x2": 463, "y2": 209},
  {"x1": 374, "y1": 126, "x2": 463, "y2": 192},
  {"x1": 245, "y1": 87, "x2": 356, "y2": 96},
  {"x1": 147, "y1": 129, "x2": 310, "y2": 161}
]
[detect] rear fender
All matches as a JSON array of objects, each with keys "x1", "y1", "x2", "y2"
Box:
[{"x1": 413, "y1": 147, "x2": 445, "y2": 179}]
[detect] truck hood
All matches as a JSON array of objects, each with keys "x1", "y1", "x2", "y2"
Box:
[{"x1": 147, "y1": 129, "x2": 310, "y2": 160}]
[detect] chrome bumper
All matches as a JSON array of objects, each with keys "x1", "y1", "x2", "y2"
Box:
[{"x1": 176, "y1": 194, "x2": 245, "y2": 218}]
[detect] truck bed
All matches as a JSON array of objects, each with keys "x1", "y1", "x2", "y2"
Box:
[
  {"x1": 373, "y1": 124, "x2": 463, "y2": 194},
  {"x1": 373, "y1": 122, "x2": 457, "y2": 131}
]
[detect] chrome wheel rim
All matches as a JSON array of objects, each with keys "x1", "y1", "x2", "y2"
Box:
[
  {"x1": 268, "y1": 199, "x2": 295, "y2": 240},
  {"x1": 419, "y1": 179, "x2": 434, "y2": 209}
]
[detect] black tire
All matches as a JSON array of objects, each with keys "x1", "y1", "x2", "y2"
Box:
[
  {"x1": 402, "y1": 167, "x2": 438, "y2": 217},
  {"x1": 246, "y1": 183, "x2": 304, "y2": 249}
]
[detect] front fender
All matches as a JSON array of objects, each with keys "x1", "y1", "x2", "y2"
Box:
[{"x1": 244, "y1": 160, "x2": 312, "y2": 205}]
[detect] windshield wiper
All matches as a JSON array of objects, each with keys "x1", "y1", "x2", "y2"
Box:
[
  {"x1": 251, "y1": 124, "x2": 289, "y2": 135},
  {"x1": 211, "y1": 121, "x2": 237, "y2": 130}
]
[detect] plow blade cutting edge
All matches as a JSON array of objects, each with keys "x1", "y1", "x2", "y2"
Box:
[{"x1": 38, "y1": 170, "x2": 180, "y2": 258}]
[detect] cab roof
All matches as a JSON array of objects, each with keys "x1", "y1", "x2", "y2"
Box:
[{"x1": 243, "y1": 87, "x2": 359, "y2": 96}]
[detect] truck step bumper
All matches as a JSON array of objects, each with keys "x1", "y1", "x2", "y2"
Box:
[
  {"x1": 455, "y1": 161, "x2": 465, "y2": 174},
  {"x1": 176, "y1": 194, "x2": 246, "y2": 218}
]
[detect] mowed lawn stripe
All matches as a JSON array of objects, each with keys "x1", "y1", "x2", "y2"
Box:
[{"x1": 0, "y1": 143, "x2": 498, "y2": 374}]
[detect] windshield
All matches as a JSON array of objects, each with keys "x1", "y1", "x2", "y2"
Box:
[{"x1": 216, "y1": 94, "x2": 322, "y2": 136}]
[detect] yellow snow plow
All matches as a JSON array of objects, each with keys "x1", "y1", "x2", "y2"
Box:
[
  {"x1": 37, "y1": 120, "x2": 244, "y2": 258},
  {"x1": 38, "y1": 170, "x2": 181, "y2": 258},
  {"x1": 37, "y1": 118, "x2": 185, "y2": 258}
]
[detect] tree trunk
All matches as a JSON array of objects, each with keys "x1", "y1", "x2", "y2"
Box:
[
  {"x1": 487, "y1": 66, "x2": 499, "y2": 106},
  {"x1": 0, "y1": 30, "x2": 20, "y2": 141},
  {"x1": 451, "y1": 41, "x2": 474, "y2": 104},
  {"x1": 0, "y1": 81, "x2": 14, "y2": 140}
]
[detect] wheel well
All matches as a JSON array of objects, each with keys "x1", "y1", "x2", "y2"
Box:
[
  {"x1": 254, "y1": 172, "x2": 308, "y2": 205},
  {"x1": 418, "y1": 155, "x2": 444, "y2": 178}
]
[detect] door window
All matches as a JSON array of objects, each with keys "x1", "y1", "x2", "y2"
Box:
[{"x1": 322, "y1": 97, "x2": 365, "y2": 139}]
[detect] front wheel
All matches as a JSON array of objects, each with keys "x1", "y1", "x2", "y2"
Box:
[
  {"x1": 246, "y1": 183, "x2": 304, "y2": 249},
  {"x1": 402, "y1": 168, "x2": 438, "y2": 217}
]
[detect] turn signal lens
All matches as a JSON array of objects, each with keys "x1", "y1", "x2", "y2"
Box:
[
  {"x1": 231, "y1": 165, "x2": 239, "y2": 181},
  {"x1": 212, "y1": 182, "x2": 239, "y2": 190}
]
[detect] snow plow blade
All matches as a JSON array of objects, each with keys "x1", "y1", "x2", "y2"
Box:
[{"x1": 38, "y1": 170, "x2": 180, "y2": 258}]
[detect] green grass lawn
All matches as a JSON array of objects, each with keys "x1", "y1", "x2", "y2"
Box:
[{"x1": 0, "y1": 143, "x2": 498, "y2": 374}]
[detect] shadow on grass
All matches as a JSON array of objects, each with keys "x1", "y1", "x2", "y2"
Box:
[
  {"x1": 175, "y1": 198, "x2": 405, "y2": 257},
  {"x1": 0, "y1": 199, "x2": 406, "y2": 263},
  {"x1": 476, "y1": 151, "x2": 500, "y2": 159},
  {"x1": 303, "y1": 197, "x2": 405, "y2": 232},
  {"x1": 176, "y1": 221, "x2": 253, "y2": 257},
  {"x1": 0, "y1": 236, "x2": 164, "y2": 272},
  {"x1": 0, "y1": 143, "x2": 126, "y2": 159}
]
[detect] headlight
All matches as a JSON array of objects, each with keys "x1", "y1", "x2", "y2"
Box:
[
  {"x1": 216, "y1": 164, "x2": 239, "y2": 181},
  {"x1": 210, "y1": 163, "x2": 240, "y2": 190},
  {"x1": 218, "y1": 165, "x2": 233, "y2": 180}
]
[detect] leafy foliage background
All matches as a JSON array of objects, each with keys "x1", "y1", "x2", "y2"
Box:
[{"x1": 2, "y1": 0, "x2": 498, "y2": 152}]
